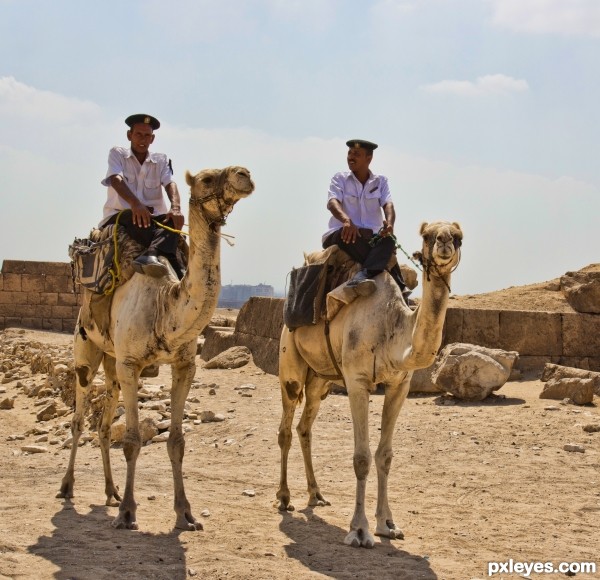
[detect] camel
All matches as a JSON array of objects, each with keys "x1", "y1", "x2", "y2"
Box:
[
  {"x1": 277, "y1": 220, "x2": 463, "y2": 547},
  {"x1": 57, "y1": 166, "x2": 254, "y2": 531}
]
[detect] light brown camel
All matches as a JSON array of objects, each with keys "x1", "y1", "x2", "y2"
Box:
[
  {"x1": 277, "y1": 221, "x2": 463, "y2": 547},
  {"x1": 57, "y1": 166, "x2": 254, "y2": 531}
]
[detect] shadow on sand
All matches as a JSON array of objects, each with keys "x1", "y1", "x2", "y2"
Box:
[
  {"x1": 279, "y1": 507, "x2": 437, "y2": 580},
  {"x1": 29, "y1": 501, "x2": 188, "y2": 580}
]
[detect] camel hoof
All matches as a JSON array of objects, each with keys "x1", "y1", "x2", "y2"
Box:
[
  {"x1": 375, "y1": 520, "x2": 404, "y2": 540},
  {"x1": 344, "y1": 530, "x2": 375, "y2": 549},
  {"x1": 308, "y1": 493, "x2": 331, "y2": 507},
  {"x1": 277, "y1": 501, "x2": 295, "y2": 512},
  {"x1": 175, "y1": 516, "x2": 203, "y2": 531},
  {"x1": 105, "y1": 498, "x2": 120, "y2": 507},
  {"x1": 56, "y1": 490, "x2": 72, "y2": 499},
  {"x1": 111, "y1": 516, "x2": 138, "y2": 530}
]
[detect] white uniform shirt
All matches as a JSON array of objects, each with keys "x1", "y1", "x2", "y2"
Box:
[
  {"x1": 99, "y1": 147, "x2": 173, "y2": 226},
  {"x1": 322, "y1": 170, "x2": 393, "y2": 243}
]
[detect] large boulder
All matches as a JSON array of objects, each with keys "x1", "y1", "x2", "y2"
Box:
[
  {"x1": 561, "y1": 268, "x2": 600, "y2": 314},
  {"x1": 431, "y1": 343, "x2": 518, "y2": 401},
  {"x1": 203, "y1": 346, "x2": 252, "y2": 370},
  {"x1": 539, "y1": 377, "x2": 595, "y2": 405},
  {"x1": 540, "y1": 363, "x2": 600, "y2": 398}
]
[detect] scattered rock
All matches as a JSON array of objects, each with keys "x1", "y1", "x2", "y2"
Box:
[
  {"x1": 203, "y1": 346, "x2": 252, "y2": 370},
  {"x1": 242, "y1": 489, "x2": 256, "y2": 497},
  {"x1": 0, "y1": 397, "x2": 15, "y2": 409},
  {"x1": 583, "y1": 424, "x2": 600, "y2": 433},
  {"x1": 563, "y1": 444, "x2": 585, "y2": 453},
  {"x1": 541, "y1": 363, "x2": 600, "y2": 397},
  {"x1": 36, "y1": 402, "x2": 57, "y2": 422},
  {"x1": 432, "y1": 344, "x2": 518, "y2": 401},
  {"x1": 152, "y1": 432, "x2": 170, "y2": 443},
  {"x1": 560, "y1": 269, "x2": 600, "y2": 314},
  {"x1": 20, "y1": 445, "x2": 48, "y2": 454},
  {"x1": 540, "y1": 378, "x2": 595, "y2": 405}
]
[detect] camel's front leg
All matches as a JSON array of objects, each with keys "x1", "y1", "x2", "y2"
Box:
[
  {"x1": 99, "y1": 355, "x2": 122, "y2": 506},
  {"x1": 345, "y1": 382, "x2": 375, "y2": 548},
  {"x1": 57, "y1": 328, "x2": 103, "y2": 500},
  {"x1": 374, "y1": 376, "x2": 410, "y2": 540},
  {"x1": 168, "y1": 353, "x2": 202, "y2": 531},
  {"x1": 111, "y1": 360, "x2": 141, "y2": 530},
  {"x1": 296, "y1": 375, "x2": 331, "y2": 507}
]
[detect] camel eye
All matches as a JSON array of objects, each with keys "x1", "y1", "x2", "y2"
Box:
[{"x1": 201, "y1": 176, "x2": 213, "y2": 185}]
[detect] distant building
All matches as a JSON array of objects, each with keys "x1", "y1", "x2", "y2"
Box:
[{"x1": 218, "y1": 283, "x2": 274, "y2": 308}]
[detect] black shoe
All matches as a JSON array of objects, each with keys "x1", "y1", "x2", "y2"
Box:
[
  {"x1": 346, "y1": 269, "x2": 377, "y2": 297},
  {"x1": 133, "y1": 255, "x2": 169, "y2": 278}
]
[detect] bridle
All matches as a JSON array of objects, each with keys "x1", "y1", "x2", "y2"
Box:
[
  {"x1": 188, "y1": 187, "x2": 235, "y2": 231},
  {"x1": 415, "y1": 236, "x2": 462, "y2": 293}
]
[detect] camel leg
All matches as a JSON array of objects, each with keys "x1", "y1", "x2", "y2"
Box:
[
  {"x1": 168, "y1": 352, "x2": 202, "y2": 531},
  {"x1": 344, "y1": 381, "x2": 375, "y2": 549},
  {"x1": 57, "y1": 329, "x2": 103, "y2": 499},
  {"x1": 111, "y1": 360, "x2": 141, "y2": 530},
  {"x1": 296, "y1": 374, "x2": 331, "y2": 507},
  {"x1": 374, "y1": 376, "x2": 410, "y2": 540},
  {"x1": 276, "y1": 328, "x2": 308, "y2": 512},
  {"x1": 98, "y1": 354, "x2": 122, "y2": 506}
]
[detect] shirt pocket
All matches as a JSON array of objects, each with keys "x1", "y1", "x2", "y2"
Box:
[
  {"x1": 144, "y1": 176, "x2": 162, "y2": 200},
  {"x1": 364, "y1": 189, "x2": 382, "y2": 213}
]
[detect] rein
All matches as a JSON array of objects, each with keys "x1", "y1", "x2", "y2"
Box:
[{"x1": 188, "y1": 189, "x2": 237, "y2": 246}]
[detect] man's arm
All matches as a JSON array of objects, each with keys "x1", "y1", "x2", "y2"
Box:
[
  {"x1": 163, "y1": 182, "x2": 185, "y2": 230},
  {"x1": 381, "y1": 201, "x2": 395, "y2": 236},
  {"x1": 327, "y1": 198, "x2": 359, "y2": 244},
  {"x1": 109, "y1": 175, "x2": 152, "y2": 228}
]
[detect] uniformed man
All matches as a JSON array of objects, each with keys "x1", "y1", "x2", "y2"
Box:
[
  {"x1": 100, "y1": 114, "x2": 185, "y2": 278},
  {"x1": 322, "y1": 139, "x2": 405, "y2": 296}
]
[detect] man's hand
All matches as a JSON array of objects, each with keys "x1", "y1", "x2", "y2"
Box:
[
  {"x1": 165, "y1": 208, "x2": 185, "y2": 230},
  {"x1": 380, "y1": 219, "x2": 394, "y2": 237},
  {"x1": 131, "y1": 198, "x2": 152, "y2": 228},
  {"x1": 341, "y1": 218, "x2": 359, "y2": 244}
]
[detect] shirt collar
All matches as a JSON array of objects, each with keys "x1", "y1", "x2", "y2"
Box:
[{"x1": 126, "y1": 148, "x2": 156, "y2": 163}]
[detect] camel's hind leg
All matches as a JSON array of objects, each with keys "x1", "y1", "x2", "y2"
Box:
[
  {"x1": 276, "y1": 327, "x2": 308, "y2": 512},
  {"x1": 374, "y1": 376, "x2": 410, "y2": 540},
  {"x1": 168, "y1": 347, "x2": 202, "y2": 531},
  {"x1": 57, "y1": 327, "x2": 103, "y2": 500},
  {"x1": 297, "y1": 372, "x2": 331, "y2": 507},
  {"x1": 98, "y1": 354, "x2": 122, "y2": 506}
]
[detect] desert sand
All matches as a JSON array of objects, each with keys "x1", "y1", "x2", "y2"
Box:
[{"x1": 0, "y1": 295, "x2": 599, "y2": 579}]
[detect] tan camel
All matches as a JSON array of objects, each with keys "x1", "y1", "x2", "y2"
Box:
[
  {"x1": 57, "y1": 166, "x2": 254, "y2": 531},
  {"x1": 277, "y1": 221, "x2": 463, "y2": 547}
]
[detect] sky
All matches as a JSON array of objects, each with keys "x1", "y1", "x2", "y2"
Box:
[{"x1": 1, "y1": 0, "x2": 599, "y2": 297}]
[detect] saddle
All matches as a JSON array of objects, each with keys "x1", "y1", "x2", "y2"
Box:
[{"x1": 283, "y1": 245, "x2": 418, "y2": 330}]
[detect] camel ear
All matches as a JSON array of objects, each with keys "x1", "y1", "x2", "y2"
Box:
[
  {"x1": 419, "y1": 222, "x2": 429, "y2": 236},
  {"x1": 185, "y1": 170, "x2": 195, "y2": 186},
  {"x1": 452, "y1": 222, "x2": 462, "y2": 233}
]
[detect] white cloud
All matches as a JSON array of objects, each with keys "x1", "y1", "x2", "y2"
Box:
[
  {"x1": 490, "y1": 0, "x2": 600, "y2": 37},
  {"x1": 0, "y1": 76, "x2": 101, "y2": 123},
  {"x1": 421, "y1": 74, "x2": 529, "y2": 97}
]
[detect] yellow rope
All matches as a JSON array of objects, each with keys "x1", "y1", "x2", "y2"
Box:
[
  {"x1": 103, "y1": 210, "x2": 125, "y2": 296},
  {"x1": 152, "y1": 219, "x2": 189, "y2": 236}
]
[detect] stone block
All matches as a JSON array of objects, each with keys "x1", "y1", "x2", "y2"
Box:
[
  {"x1": 52, "y1": 305, "x2": 77, "y2": 319},
  {"x1": 44, "y1": 275, "x2": 71, "y2": 293},
  {"x1": 2, "y1": 273, "x2": 21, "y2": 292},
  {"x1": 499, "y1": 311, "x2": 562, "y2": 356},
  {"x1": 0, "y1": 273, "x2": 3, "y2": 291},
  {"x1": 200, "y1": 327, "x2": 236, "y2": 361},
  {"x1": 62, "y1": 319, "x2": 77, "y2": 333},
  {"x1": 40, "y1": 293, "x2": 59, "y2": 305},
  {"x1": 21, "y1": 274, "x2": 46, "y2": 292},
  {"x1": 34, "y1": 305, "x2": 53, "y2": 318},
  {"x1": 20, "y1": 318, "x2": 43, "y2": 330},
  {"x1": 235, "y1": 332, "x2": 280, "y2": 375},
  {"x1": 443, "y1": 307, "x2": 463, "y2": 345},
  {"x1": 515, "y1": 356, "x2": 553, "y2": 377},
  {"x1": 460, "y1": 309, "x2": 499, "y2": 348},
  {"x1": 563, "y1": 313, "x2": 600, "y2": 357},
  {"x1": 237, "y1": 297, "x2": 284, "y2": 340},
  {"x1": 0, "y1": 291, "x2": 28, "y2": 305},
  {"x1": 0, "y1": 304, "x2": 35, "y2": 317},
  {"x1": 58, "y1": 292, "x2": 78, "y2": 306},
  {"x1": 42, "y1": 319, "x2": 63, "y2": 332},
  {"x1": 26, "y1": 292, "x2": 41, "y2": 305},
  {"x1": 2, "y1": 260, "x2": 69, "y2": 276}
]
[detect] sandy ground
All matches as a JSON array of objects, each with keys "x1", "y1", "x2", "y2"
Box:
[{"x1": 0, "y1": 321, "x2": 599, "y2": 580}]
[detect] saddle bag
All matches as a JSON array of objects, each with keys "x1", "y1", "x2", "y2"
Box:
[
  {"x1": 69, "y1": 236, "x2": 116, "y2": 295},
  {"x1": 283, "y1": 263, "x2": 329, "y2": 331}
]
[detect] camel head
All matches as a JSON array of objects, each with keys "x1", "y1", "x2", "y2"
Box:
[
  {"x1": 414, "y1": 221, "x2": 463, "y2": 275},
  {"x1": 185, "y1": 166, "x2": 254, "y2": 228}
]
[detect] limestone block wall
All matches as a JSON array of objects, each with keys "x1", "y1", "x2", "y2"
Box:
[
  {"x1": 205, "y1": 297, "x2": 600, "y2": 376},
  {"x1": 0, "y1": 260, "x2": 81, "y2": 333}
]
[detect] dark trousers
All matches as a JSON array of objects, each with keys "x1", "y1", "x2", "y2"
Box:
[
  {"x1": 103, "y1": 211, "x2": 182, "y2": 274},
  {"x1": 322, "y1": 229, "x2": 396, "y2": 275}
]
